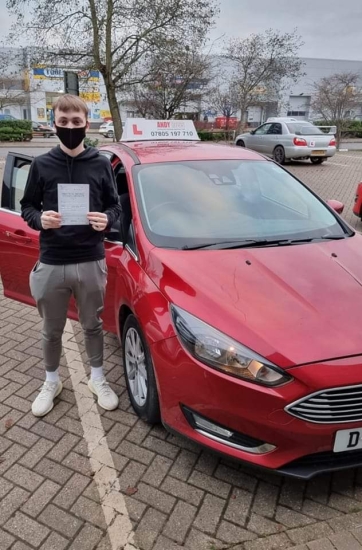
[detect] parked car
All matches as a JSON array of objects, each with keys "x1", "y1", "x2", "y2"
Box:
[
  {"x1": 3, "y1": 118, "x2": 362, "y2": 479},
  {"x1": 235, "y1": 118, "x2": 336, "y2": 164},
  {"x1": 31, "y1": 121, "x2": 56, "y2": 138},
  {"x1": 99, "y1": 121, "x2": 114, "y2": 138},
  {"x1": 0, "y1": 114, "x2": 18, "y2": 121}
]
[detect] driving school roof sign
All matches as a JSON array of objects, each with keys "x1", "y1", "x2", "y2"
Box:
[{"x1": 121, "y1": 118, "x2": 200, "y2": 142}]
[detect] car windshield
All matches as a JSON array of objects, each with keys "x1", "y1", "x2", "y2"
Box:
[
  {"x1": 133, "y1": 160, "x2": 347, "y2": 249},
  {"x1": 286, "y1": 123, "x2": 324, "y2": 136}
]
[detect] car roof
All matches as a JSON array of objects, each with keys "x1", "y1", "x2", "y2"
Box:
[
  {"x1": 266, "y1": 117, "x2": 298, "y2": 122},
  {"x1": 102, "y1": 141, "x2": 266, "y2": 164}
]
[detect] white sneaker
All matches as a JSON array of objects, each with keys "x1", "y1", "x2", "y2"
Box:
[
  {"x1": 32, "y1": 380, "x2": 63, "y2": 417},
  {"x1": 88, "y1": 377, "x2": 119, "y2": 411}
]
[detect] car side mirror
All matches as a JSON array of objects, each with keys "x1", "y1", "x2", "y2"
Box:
[
  {"x1": 250, "y1": 130, "x2": 255, "y2": 135},
  {"x1": 327, "y1": 199, "x2": 344, "y2": 214}
]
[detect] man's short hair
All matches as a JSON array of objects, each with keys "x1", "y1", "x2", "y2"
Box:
[{"x1": 53, "y1": 94, "x2": 88, "y2": 118}]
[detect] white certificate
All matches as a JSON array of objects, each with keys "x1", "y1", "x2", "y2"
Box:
[{"x1": 58, "y1": 184, "x2": 90, "y2": 226}]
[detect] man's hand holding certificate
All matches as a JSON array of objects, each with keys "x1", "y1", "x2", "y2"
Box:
[
  {"x1": 41, "y1": 211, "x2": 62, "y2": 230},
  {"x1": 87, "y1": 212, "x2": 108, "y2": 231}
]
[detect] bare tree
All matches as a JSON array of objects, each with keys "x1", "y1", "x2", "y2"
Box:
[
  {"x1": 0, "y1": 48, "x2": 37, "y2": 114},
  {"x1": 210, "y1": 80, "x2": 239, "y2": 135},
  {"x1": 312, "y1": 72, "x2": 362, "y2": 148},
  {"x1": 0, "y1": 75, "x2": 27, "y2": 112},
  {"x1": 224, "y1": 29, "x2": 304, "y2": 128},
  {"x1": 6, "y1": 0, "x2": 217, "y2": 139},
  {"x1": 129, "y1": 40, "x2": 212, "y2": 120}
]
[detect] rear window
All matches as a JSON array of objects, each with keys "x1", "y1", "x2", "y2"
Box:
[{"x1": 286, "y1": 123, "x2": 324, "y2": 136}]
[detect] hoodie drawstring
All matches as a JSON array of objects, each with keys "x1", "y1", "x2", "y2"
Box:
[{"x1": 66, "y1": 156, "x2": 74, "y2": 184}]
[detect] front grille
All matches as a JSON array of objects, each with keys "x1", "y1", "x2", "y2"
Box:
[{"x1": 286, "y1": 384, "x2": 362, "y2": 424}]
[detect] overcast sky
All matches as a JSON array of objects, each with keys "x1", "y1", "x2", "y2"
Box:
[{"x1": 1, "y1": 0, "x2": 361, "y2": 60}]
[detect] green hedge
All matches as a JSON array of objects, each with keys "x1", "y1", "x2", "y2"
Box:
[
  {"x1": 0, "y1": 120, "x2": 32, "y2": 142},
  {"x1": 198, "y1": 130, "x2": 235, "y2": 141},
  {"x1": 314, "y1": 119, "x2": 362, "y2": 138},
  {"x1": 84, "y1": 136, "x2": 99, "y2": 147}
]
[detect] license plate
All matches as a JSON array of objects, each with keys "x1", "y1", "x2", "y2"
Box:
[
  {"x1": 311, "y1": 150, "x2": 326, "y2": 156},
  {"x1": 334, "y1": 427, "x2": 362, "y2": 453}
]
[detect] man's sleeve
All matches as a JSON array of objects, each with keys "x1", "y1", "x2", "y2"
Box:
[
  {"x1": 20, "y1": 160, "x2": 43, "y2": 231},
  {"x1": 102, "y1": 161, "x2": 122, "y2": 229}
]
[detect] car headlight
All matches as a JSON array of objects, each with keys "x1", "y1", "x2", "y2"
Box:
[{"x1": 171, "y1": 305, "x2": 292, "y2": 387}]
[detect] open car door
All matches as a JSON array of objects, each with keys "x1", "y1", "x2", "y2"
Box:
[
  {"x1": 0, "y1": 153, "x2": 39, "y2": 305},
  {"x1": 0, "y1": 150, "x2": 124, "y2": 336}
]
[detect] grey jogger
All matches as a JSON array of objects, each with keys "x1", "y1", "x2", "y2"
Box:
[{"x1": 29, "y1": 259, "x2": 108, "y2": 371}]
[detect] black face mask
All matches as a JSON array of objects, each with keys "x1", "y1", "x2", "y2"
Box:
[{"x1": 55, "y1": 125, "x2": 86, "y2": 150}]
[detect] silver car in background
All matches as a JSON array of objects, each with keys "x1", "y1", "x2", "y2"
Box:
[
  {"x1": 235, "y1": 118, "x2": 336, "y2": 165},
  {"x1": 99, "y1": 121, "x2": 114, "y2": 138}
]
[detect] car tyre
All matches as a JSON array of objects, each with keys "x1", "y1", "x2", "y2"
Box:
[
  {"x1": 310, "y1": 157, "x2": 325, "y2": 164},
  {"x1": 107, "y1": 131, "x2": 114, "y2": 138},
  {"x1": 273, "y1": 145, "x2": 286, "y2": 165},
  {"x1": 236, "y1": 139, "x2": 245, "y2": 147},
  {"x1": 122, "y1": 315, "x2": 161, "y2": 424}
]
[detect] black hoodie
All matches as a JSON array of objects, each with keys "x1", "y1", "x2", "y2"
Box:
[{"x1": 20, "y1": 145, "x2": 122, "y2": 265}]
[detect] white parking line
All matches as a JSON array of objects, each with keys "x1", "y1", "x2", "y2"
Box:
[
  {"x1": 337, "y1": 154, "x2": 362, "y2": 159},
  {"x1": 64, "y1": 320, "x2": 137, "y2": 550}
]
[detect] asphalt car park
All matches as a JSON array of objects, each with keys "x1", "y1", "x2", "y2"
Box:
[{"x1": 1, "y1": 133, "x2": 362, "y2": 549}]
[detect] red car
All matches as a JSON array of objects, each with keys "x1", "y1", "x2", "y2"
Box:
[{"x1": 1, "y1": 119, "x2": 362, "y2": 479}]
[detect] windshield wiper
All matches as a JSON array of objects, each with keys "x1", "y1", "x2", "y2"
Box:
[
  {"x1": 182, "y1": 235, "x2": 347, "y2": 251},
  {"x1": 281, "y1": 235, "x2": 346, "y2": 245},
  {"x1": 182, "y1": 240, "x2": 267, "y2": 250},
  {"x1": 319, "y1": 235, "x2": 346, "y2": 240}
]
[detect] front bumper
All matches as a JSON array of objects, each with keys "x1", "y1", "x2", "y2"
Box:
[
  {"x1": 285, "y1": 145, "x2": 336, "y2": 160},
  {"x1": 152, "y1": 337, "x2": 362, "y2": 478}
]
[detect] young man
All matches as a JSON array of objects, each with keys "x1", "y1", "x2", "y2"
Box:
[{"x1": 20, "y1": 94, "x2": 122, "y2": 417}]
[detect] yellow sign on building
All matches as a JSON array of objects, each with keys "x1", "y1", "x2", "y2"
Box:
[
  {"x1": 80, "y1": 92, "x2": 101, "y2": 103},
  {"x1": 32, "y1": 67, "x2": 100, "y2": 82},
  {"x1": 100, "y1": 110, "x2": 112, "y2": 119}
]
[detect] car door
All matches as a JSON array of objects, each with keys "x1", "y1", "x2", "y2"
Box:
[
  {"x1": 90, "y1": 151, "x2": 128, "y2": 335},
  {"x1": 263, "y1": 123, "x2": 283, "y2": 155},
  {"x1": 0, "y1": 153, "x2": 39, "y2": 305},
  {"x1": 0, "y1": 150, "x2": 123, "y2": 336},
  {"x1": 100, "y1": 151, "x2": 145, "y2": 338},
  {"x1": 247, "y1": 123, "x2": 273, "y2": 152}
]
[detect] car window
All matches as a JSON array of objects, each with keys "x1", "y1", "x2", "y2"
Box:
[
  {"x1": 103, "y1": 161, "x2": 133, "y2": 243},
  {"x1": 133, "y1": 160, "x2": 346, "y2": 249},
  {"x1": 254, "y1": 124, "x2": 272, "y2": 135},
  {"x1": 267, "y1": 123, "x2": 282, "y2": 135},
  {"x1": 11, "y1": 163, "x2": 31, "y2": 212},
  {"x1": 286, "y1": 123, "x2": 324, "y2": 136},
  {"x1": 126, "y1": 223, "x2": 137, "y2": 256}
]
